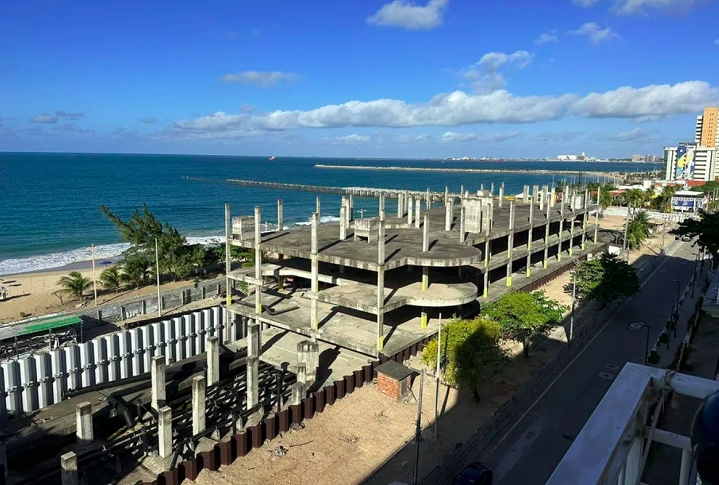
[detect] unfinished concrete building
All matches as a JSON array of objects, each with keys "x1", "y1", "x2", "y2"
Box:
[{"x1": 225, "y1": 184, "x2": 601, "y2": 362}]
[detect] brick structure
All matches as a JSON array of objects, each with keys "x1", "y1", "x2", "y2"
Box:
[{"x1": 376, "y1": 361, "x2": 414, "y2": 401}]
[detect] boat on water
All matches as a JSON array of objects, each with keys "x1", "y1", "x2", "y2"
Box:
[{"x1": 269, "y1": 156, "x2": 276, "y2": 161}]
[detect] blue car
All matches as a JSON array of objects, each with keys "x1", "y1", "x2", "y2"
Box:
[{"x1": 454, "y1": 462, "x2": 493, "y2": 485}]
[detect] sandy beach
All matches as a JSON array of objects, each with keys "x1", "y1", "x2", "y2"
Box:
[{"x1": 0, "y1": 261, "x2": 193, "y2": 324}]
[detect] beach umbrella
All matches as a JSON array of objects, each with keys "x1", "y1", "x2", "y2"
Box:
[{"x1": 100, "y1": 260, "x2": 113, "y2": 267}]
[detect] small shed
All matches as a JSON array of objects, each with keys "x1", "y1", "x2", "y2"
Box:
[{"x1": 376, "y1": 361, "x2": 415, "y2": 401}]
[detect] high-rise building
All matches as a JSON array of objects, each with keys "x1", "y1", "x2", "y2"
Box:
[
  {"x1": 664, "y1": 143, "x2": 718, "y2": 181},
  {"x1": 695, "y1": 107, "x2": 719, "y2": 147}
]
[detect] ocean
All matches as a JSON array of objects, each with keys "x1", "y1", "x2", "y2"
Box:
[{"x1": 0, "y1": 152, "x2": 661, "y2": 276}]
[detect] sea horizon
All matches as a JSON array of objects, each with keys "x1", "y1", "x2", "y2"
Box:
[{"x1": 0, "y1": 152, "x2": 662, "y2": 276}]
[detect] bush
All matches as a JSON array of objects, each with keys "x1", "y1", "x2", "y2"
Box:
[
  {"x1": 659, "y1": 332, "x2": 668, "y2": 343},
  {"x1": 20, "y1": 312, "x2": 27, "y2": 318},
  {"x1": 422, "y1": 317, "x2": 507, "y2": 399},
  {"x1": 647, "y1": 350, "x2": 660, "y2": 364}
]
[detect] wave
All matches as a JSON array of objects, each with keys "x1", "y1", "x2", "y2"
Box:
[{"x1": 294, "y1": 215, "x2": 342, "y2": 226}]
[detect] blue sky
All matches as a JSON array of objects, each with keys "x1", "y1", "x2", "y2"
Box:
[{"x1": 1, "y1": 0, "x2": 718, "y2": 159}]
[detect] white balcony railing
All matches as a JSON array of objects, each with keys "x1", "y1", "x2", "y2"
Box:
[{"x1": 546, "y1": 363, "x2": 719, "y2": 485}]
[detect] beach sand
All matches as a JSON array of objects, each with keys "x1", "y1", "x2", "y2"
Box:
[{"x1": 0, "y1": 263, "x2": 192, "y2": 324}]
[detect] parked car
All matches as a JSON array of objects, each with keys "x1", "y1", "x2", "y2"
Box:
[
  {"x1": 681, "y1": 235, "x2": 692, "y2": 242},
  {"x1": 454, "y1": 462, "x2": 493, "y2": 485}
]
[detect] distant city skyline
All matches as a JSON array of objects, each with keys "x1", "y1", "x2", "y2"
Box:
[{"x1": 1, "y1": 0, "x2": 718, "y2": 158}]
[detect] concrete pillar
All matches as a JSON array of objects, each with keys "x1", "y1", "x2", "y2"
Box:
[
  {"x1": 246, "y1": 356, "x2": 259, "y2": 408},
  {"x1": 506, "y1": 201, "x2": 515, "y2": 287},
  {"x1": 543, "y1": 197, "x2": 551, "y2": 269},
  {"x1": 76, "y1": 402, "x2": 93, "y2": 446},
  {"x1": 582, "y1": 189, "x2": 589, "y2": 250},
  {"x1": 483, "y1": 270, "x2": 489, "y2": 298},
  {"x1": 192, "y1": 375, "x2": 206, "y2": 436},
  {"x1": 158, "y1": 406, "x2": 173, "y2": 459},
  {"x1": 533, "y1": 185, "x2": 539, "y2": 205},
  {"x1": 445, "y1": 201, "x2": 452, "y2": 231},
  {"x1": 340, "y1": 206, "x2": 347, "y2": 240},
  {"x1": 254, "y1": 206, "x2": 263, "y2": 316},
  {"x1": 426, "y1": 188, "x2": 431, "y2": 209},
  {"x1": 540, "y1": 186, "x2": 546, "y2": 211},
  {"x1": 523, "y1": 185, "x2": 529, "y2": 203},
  {"x1": 311, "y1": 212, "x2": 319, "y2": 331},
  {"x1": 379, "y1": 193, "x2": 385, "y2": 215},
  {"x1": 291, "y1": 381, "x2": 306, "y2": 405},
  {"x1": 422, "y1": 214, "x2": 430, "y2": 252},
  {"x1": 151, "y1": 356, "x2": 166, "y2": 411},
  {"x1": 224, "y1": 204, "x2": 232, "y2": 329},
  {"x1": 594, "y1": 186, "x2": 600, "y2": 244},
  {"x1": 407, "y1": 195, "x2": 414, "y2": 225},
  {"x1": 498, "y1": 185, "x2": 504, "y2": 207},
  {"x1": 569, "y1": 190, "x2": 576, "y2": 256},
  {"x1": 415, "y1": 198, "x2": 421, "y2": 229},
  {"x1": 348, "y1": 194, "x2": 354, "y2": 221},
  {"x1": 421, "y1": 307, "x2": 428, "y2": 329},
  {"x1": 550, "y1": 187, "x2": 556, "y2": 207},
  {"x1": 526, "y1": 197, "x2": 535, "y2": 277},
  {"x1": 378, "y1": 219, "x2": 386, "y2": 266},
  {"x1": 207, "y1": 336, "x2": 219, "y2": 386},
  {"x1": 444, "y1": 186, "x2": 449, "y2": 204},
  {"x1": 459, "y1": 206, "x2": 466, "y2": 243},
  {"x1": 397, "y1": 192, "x2": 403, "y2": 218},
  {"x1": 316, "y1": 197, "x2": 321, "y2": 219},
  {"x1": 278, "y1": 199, "x2": 284, "y2": 230},
  {"x1": 558, "y1": 196, "x2": 565, "y2": 262},
  {"x1": 480, "y1": 183, "x2": 484, "y2": 191},
  {"x1": 490, "y1": 182, "x2": 495, "y2": 194},
  {"x1": 376, "y1": 266, "x2": 385, "y2": 352},
  {"x1": 61, "y1": 451, "x2": 78, "y2": 485},
  {"x1": 484, "y1": 239, "x2": 490, "y2": 267},
  {"x1": 460, "y1": 185, "x2": 465, "y2": 205},
  {"x1": 297, "y1": 341, "x2": 319, "y2": 383}
]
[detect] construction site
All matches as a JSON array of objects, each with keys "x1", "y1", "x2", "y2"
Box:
[{"x1": 0, "y1": 181, "x2": 603, "y2": 485}]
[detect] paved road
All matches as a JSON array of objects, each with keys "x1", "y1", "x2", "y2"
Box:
[{"x1": 478, "y1": 243, "x2": 698, "y2": 485}]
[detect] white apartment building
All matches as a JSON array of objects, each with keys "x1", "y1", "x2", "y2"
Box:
[{"x1": 664, "y1": 144, "x2": 718, "y2": 181}]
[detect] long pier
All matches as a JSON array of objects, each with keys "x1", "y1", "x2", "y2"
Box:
[
  {"x1": 182, "y1": 176, "x2": 449, "y2": 201},
  {"x1": 314, "y1": 164, "x2": 619, "y2": 177}
]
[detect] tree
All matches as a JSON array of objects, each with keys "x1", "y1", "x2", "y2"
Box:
[
  {"x1": 481, "y1": 291, "x2": 567, "y2": 358},
  {"x1": 101, "y1": 205, "x2": 205, "y2": 281},
  {"x1": 626, "y1": 210, "x2": 651, "y2": 249},
  {"x1": 100, "y1": 265, "x2": 125, "y2": 293},
  {"x1": 624, "y1": 189, "x2": 646, "y2": 208},
  {"x1": 421, "y1": 317, "x2": 507, "y2": 401},
  {"x1": 573, "y1": 253, "x2": 640, "y2": 307},
  {"x1": 672, "y1": 210, "x2": 719, "y2": 261},
  {"x1": 694, "y1": 181, "x2": 719, "y2": 195},
  {"x1": 121, "y1": 255, "x2": 152, "y2": 289},
  {"x1": 56, "y1": 271, "x2": 92, "y2": 301},
  {"x1": 599, "y1": 190, "x2": 613, "y2": 211}
]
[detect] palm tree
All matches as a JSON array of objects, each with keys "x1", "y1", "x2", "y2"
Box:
[
  {"x1": 56, "y1": 271, "x2": 92, "y2": 301},
  {"x1": 100, "y1": 266, "x2": 125, "y2": 293},
  {"x1": 121, "y1": 256, "x2": 151, "y2": 289},
  {"x1": 599, "y1": 190, "x2": 613, "y2": 211},
  {"x1": 624, "y1": 189, "x2": 646, "y2": 209},
  {"x1": 626, "y1": 210, "x2": 652, "y2": 249}
]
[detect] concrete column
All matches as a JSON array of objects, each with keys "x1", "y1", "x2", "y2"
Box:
[
  {"x1": 316, "y1": 197, "x2": 321, "y2": 219},
  {"x1": 594, "y1": 186, "x2": 600, "y2": 244},
  {"x1": 397, "y1": 192, "x2": 403, "y2": 218},
  {"x1": 507, "y1": 201, "x2": 515, "y2": 287},
  {"x1": 311, "y1": 212, "x2": 319, "y2": 331},
  {"x1": 422, "y1": 214, "x2": 430, "y2": 252},
  {"x1": 348, "y1": 194, "x2": 354, "y2": 221},
  {"x1": 192, "y1": 375, "x2": 206, "y2": 436},
  {"x1": 407, "y1": 195, "x2": 414, "y2": 225},
  {"x1": 151, "y1": 356, "x2": 166, "y2": 411},
  {"x1": 207, "y1": 336, "x2": 219, "y2": 386},
  {"x1": 426, "y1": 188, "x2": 431, "y2": 209},
  {"x1": 533, "y1": 185, "x2": 539, "y2": 205},
  {"x1": 445, "y1": 201, "x2": 452, "y2": 231},
  {"x1": 540, "y1": 186, "x2": 546, "y2": 211},
  {"x1": 376, "y1": 266, "x2": 385, "y2": 352},
  {"x1": 291, "y1": 381, "x2": 306, "y2": 405},
  {"x1": 277, "y1": 199, "x2": 284, "y2": 231},
  {"x1": 76, "y1": 402, "x2": 93, "y2": 446},
  {"x1": 247, "y1": 320, "x2": 260, "y2": 408},
  {"x1": 61, "y1": 451, "x2": 78, "y2": 485},
  {"x1": 543, "y1": 197, "x2": 551, "y2": 269},
  {"x1": 225, "y1": 203, "x2": 232, "y2": 314},
  {"x1": 550, "y1": 187, "x2": 556, "y2": 207},
  {"x1": 379, "y1": 192, "x2": 385, "y2": 215},
  {"x1": 340, "y1": 206, "x2": 347, "y2": 240},
  {"x1": 415, "y1": 198, "x2": 421, "y2": 229},
  {"x1": 421, "y1": 307, "x2": 428, "y2": 329},
  {"x1": 581, "y1": 189, "x2": 589, "y2": 250},
  {"x1": 158, "y1": 406, "x2": 173, "y2": 459},
  {"x1": 459, "y1": 206, "x2": 466, "y2": 243},
  {"x1": 569, "y1": 190, "x2": 576, "y2": 256},
  {"x1": 558, "y1": 197, "x2": 565, "y2": 262},
  {"x1": 483, "y1": 270, "x2": 489, "y2": 298},
  {"x1": 460, "y1": 185, "x2": 465, "y2": 205},
  {"x1": 526, "y1": 197, "x2": 535, "y2": 277},
  {"x1": 498, "y1": 185, "x2": 504, "y2": 207},
  {"x1": 297, "y1": 341, "x2": 319, "y2": 383},
  {"x1": 523, "y1": 185, "x2": 529, "y2": 203},
  {"x1": 490, "y1": 182, "x2": 495, "y2": 194},
  {"x1": 444, "y1": 186, "x2": 449, "y2": 204},
  {"x1": 484, "y1": 239, "x2": 490, "y2": 267},
  {"x1": 254, "y1": 206, "x2": 263, "y2": 316}
]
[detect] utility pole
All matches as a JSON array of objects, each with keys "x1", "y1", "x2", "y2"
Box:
[
  {"x1": 412, "y1": 369, "x2": 425, "y2": 485},
  {"x1": 623, "y1": 204, "x2": 631, "y2": 259},
  {"x1": 155, "y1": 238, "x2": 162, "y2": 317},
  {"x1": 91, "y1": 244, "x2": 98, "y2": 306}
]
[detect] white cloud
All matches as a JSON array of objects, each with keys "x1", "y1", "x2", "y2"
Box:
[
  {"x1": 330, "y1": 134, "x2": 372, "y2": 145},
  {"x1": 30, "y1": 114, "x2": 59, "y2": 124},
  {"x1": 55, "y1": 110, "x2": 84, "y2": 120},
  {"x1": 573, "y1": 0, "x2": 601, "y2": 6},
  {"x1": 165, "y1": 81, "x2": 719, "y2": 141},
  {"x1": 535, "y1": 31, "x2": 558, "y2": 44},
  {"x1": 222, "y1": 71, "x2": 297, "y2": 88},
  {"x1": 475, "y1": 131, "x2": 523, "y2": 143},
  {"x1": 459, "y1": 50, "x2": 534, "y2": 92},
  {"x1": 572, "y1": 81, "x2": 718, "y2": 119},
  {"x1": 568, "y1": 22, "x2": 621, "y2": 45},
  {"x1": 138, "y1": 117, "x2": 157, "y2": 124},
  {"x1": 597, "y1": 128, "x2": 658, "y2": 141},
  {"x1": 440, "y1": 131, "x2": 522, "y2": 143},
  {"x1": 611, "y1": 0, "x2": 700, "y2": 16},
  {"x1": 367, "y1": 0, "x2": 449, "y2": 30},
  {"x1": 531, "y1": 131, "x2": 585, "y2": 142}
]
